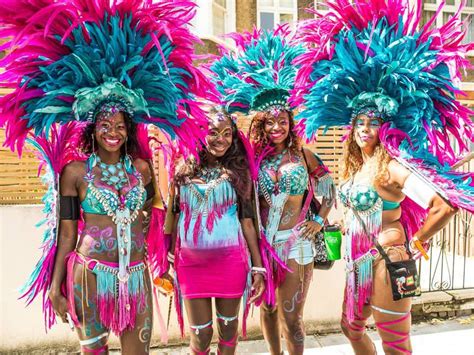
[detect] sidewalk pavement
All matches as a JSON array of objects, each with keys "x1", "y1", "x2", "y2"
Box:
[{"x1": 155, "y1": 317, "x2": 474, "y2": 355}]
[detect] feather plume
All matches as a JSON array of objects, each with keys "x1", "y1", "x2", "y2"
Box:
[
  {"x1": 0, "y1": 0, "x2": 215, "y2": 154},
  {"x1": 19, "y1": 123, "x2": 84, "y2": 330}
]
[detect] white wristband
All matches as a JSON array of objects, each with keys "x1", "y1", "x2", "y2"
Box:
[{"x1": 251, "y1": 266, "x2": 266, "y2": 273}]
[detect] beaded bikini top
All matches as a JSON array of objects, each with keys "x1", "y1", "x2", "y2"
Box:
[
  {"x1": 258, "y1": 156, "x2": 308, "y2": 205},
  {"x1": 339, "y1": 179, "x2": 400, "y2": 212},
  {"x1": 81, "y1": 156, "x2": 146, "y2": 216}
]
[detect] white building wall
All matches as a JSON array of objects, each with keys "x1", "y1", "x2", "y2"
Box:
[{"x1": 192, "y1": 0, "x2": 237, "y2": 44}]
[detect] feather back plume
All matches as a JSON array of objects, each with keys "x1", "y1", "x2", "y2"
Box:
[
  {"x1": 380, "y1": 124, "x2": 474, "y2": 213},
  {"x1": 293, "y1": 0, "x2": 474, "y2": 167},
  {"x1": 210, "y1": 24, "x2": 305, "y2": 114},
  {"x1": 19, "y1": 122, "x2": 85, "y2": 330},
  {"x1": 0, "y1": 0, "x2": 215, "y2": 154}
]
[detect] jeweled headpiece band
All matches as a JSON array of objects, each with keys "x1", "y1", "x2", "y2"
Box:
[
  {"x1": 348, "y1": 92, "x2": 399, "y2": 124},
  {"x1": 251, "y1": 88, "x2": 291, "y2": 114},
  {"x1": 92, "y1": 98, "x2": 134, "y2": 122},
  {"x1": 350, "y1": 106, "x2": 385, "y2": 121}
]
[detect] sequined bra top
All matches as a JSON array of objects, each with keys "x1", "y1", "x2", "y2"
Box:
[
  {"x1": 258, "y1": 161, "x2": 308, "y2": 199},
  {"x1": 339, "y1": 180, "x2": 400, "y2": 212},
  {"x1": 81, "y1": 160, "x2": 146, "y2": 216}
]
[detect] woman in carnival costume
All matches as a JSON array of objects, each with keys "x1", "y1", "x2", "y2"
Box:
[
  {"x1": 211, "y1": 25, "x2": 336, "y2": 355},
  {"x1": 0, "y1": 0, "x2": 214, "y2": 353},
  {"x1": 161, "y1": 107, "x2": 265, "y2": 355},
  {"x1": 293, "y1": 0, "x2": 474, "y2": 353}
]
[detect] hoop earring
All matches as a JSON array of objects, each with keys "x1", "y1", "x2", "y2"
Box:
[{"x1": 288, "y1": 135, "x2": 293, "y2": 148}]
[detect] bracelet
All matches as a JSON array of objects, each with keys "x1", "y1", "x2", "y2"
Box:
[
  {"x1": 251, "y1": 266, "x2": 266, "y2": 274},
  {"x1": 412, "y1": 236, "x2": 429, "y2": 245},
  {"x1": 167, "y1": 252, "x2": 175, "y2": 263},
  {"x1": 313, "y1": 215, "x2": 324, "y2": 226}
]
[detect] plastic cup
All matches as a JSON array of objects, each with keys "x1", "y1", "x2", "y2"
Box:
[{"x1": 324, "y1": 225, "x2": 342, "y2": 261}]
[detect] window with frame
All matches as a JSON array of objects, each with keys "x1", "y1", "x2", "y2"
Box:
[
  {"x1": 258, "y1": 0, "x2": 298, "y2": 31},
  {"x1": 213, "y1": 0, "x2": 227, "y2": 36}
]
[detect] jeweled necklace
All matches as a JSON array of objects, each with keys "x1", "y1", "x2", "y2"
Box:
[
  {"x1": 97, "y1": 156, "x2": 128, "y2": 190},
  {"x1": 261, "y1": 149, "x2": 287, "y2": 172},
  {"x1": 196, "y1": 163, "x2": 224, "y2": 183},
  {"x1": 259, "y1": 149, "x2": 289, "y2": 203}
]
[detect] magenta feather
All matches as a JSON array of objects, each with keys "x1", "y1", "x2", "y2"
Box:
[{"x1": 19, "y1": 122, "x2": 85, "y2": 330}]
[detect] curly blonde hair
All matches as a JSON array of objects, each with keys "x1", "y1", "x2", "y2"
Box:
[
  {"x1": 249, "y1": 110, "x2": 301, "y2": 157},
  {"x1": 342, "y1": 125, "x2": 391, "y2": 185}
]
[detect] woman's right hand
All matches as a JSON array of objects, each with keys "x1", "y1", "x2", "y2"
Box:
[{"x1": 49, "y1": 290, "x2": 68, "y2": 323}]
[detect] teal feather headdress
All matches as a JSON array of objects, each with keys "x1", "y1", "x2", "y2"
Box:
[
  {"x1": 292, "y1": 0, "x2": 474, "y2": 215},
  {"x1": 293, "y1": 1, "x2": 474, "y2": 157},
  {"x1": 0, "y1": 1, "x2": 215, "y2": 154},
  {"x1": 210, "y1": 24, "x2": 305, "y2": 115}
]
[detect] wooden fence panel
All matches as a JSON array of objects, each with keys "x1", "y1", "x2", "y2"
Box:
[{"x1": 0, "y1": 129, "x2": 45, "y2": 205}]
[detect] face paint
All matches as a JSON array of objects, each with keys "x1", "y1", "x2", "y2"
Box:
[
  {"x1": 139, "y1": 316, "x2": 152, "y2": 344},
  {"x1": 355, "y1": 118, "x2": 381, "y2": 128},
  {"x1": 94, "y1": 112, "x2": 127, "y2": 153},
  {"x1": 353, "y1": 114, "x2": 382, "y2": 149},
  {"x1": 283, "y1": 289, "x2": 304, "y2": 313},
  {"x1": 206, "y1": 118, "x2": 233, "y2": 157},
  {"x1": 81, "y1": 226, "x2": 117, "y2": 257},
  {"x1": 281, "y1": 207, "x2": 296, "y2": 226}
]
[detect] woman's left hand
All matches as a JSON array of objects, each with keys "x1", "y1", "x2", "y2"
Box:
[
  {"x1": 298, "y1": 221, "x2": 323, "y2": 240},
  {"x1": 249, "y1": 273, "x2": 265, "y2": 304}
]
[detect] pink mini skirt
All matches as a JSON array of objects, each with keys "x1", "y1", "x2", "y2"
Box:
[{"x1": 176, "y1": 245, "x2": 249, "y2": 299}]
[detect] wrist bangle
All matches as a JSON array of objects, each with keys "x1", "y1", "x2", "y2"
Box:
[
  {"x1": 251, "y1": 266, "x2": 266, "y2": 273},
  {"x1": 412, "y1": 236, "x2": 428, "y2": 244},
  {"x1": 313, "y1": 215, "x2": 324, "y2": 226},
  {"x1": 167, "y1": 252, "x2": 175, "y2": 263}
]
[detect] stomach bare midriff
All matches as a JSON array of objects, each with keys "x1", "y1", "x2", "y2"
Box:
[
  {"x1": 378, "y1": 207, "x2": 406, "y2": 246},
  {"x1": 260, "y1": 194, "x2": 305, "y2": 231},
  {"x1": 76, "y1": 214, "x2": 146, "y2": 262}
]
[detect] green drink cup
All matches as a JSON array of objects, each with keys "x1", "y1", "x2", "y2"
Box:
[{"x1": 324, "y1": 225, "x2": 342, "y2": 261}]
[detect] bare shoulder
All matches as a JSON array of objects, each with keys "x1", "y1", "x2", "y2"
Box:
[
  {"x1": 60, "y1": 160, "x2": 86, "y2": 195},
  {"x1": 62, "y1": 160, "x2": 86, "y2": 179},
  {"x1": 387, "y1": 159, "x2": 410, "y2": 187},
  {"x1": 133, "y1": 158, "x2": 151, "y2": 173},
  {"x1": 134, "y1": 158, "x2": 152, "y2": 182},
  {"x1": 302, "y1": 148, "x2": 323, "y2": 170}
]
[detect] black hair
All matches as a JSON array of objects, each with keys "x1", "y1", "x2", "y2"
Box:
[{"x1": 175, "y1": 108, "x2": 252, "y2": 202}]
